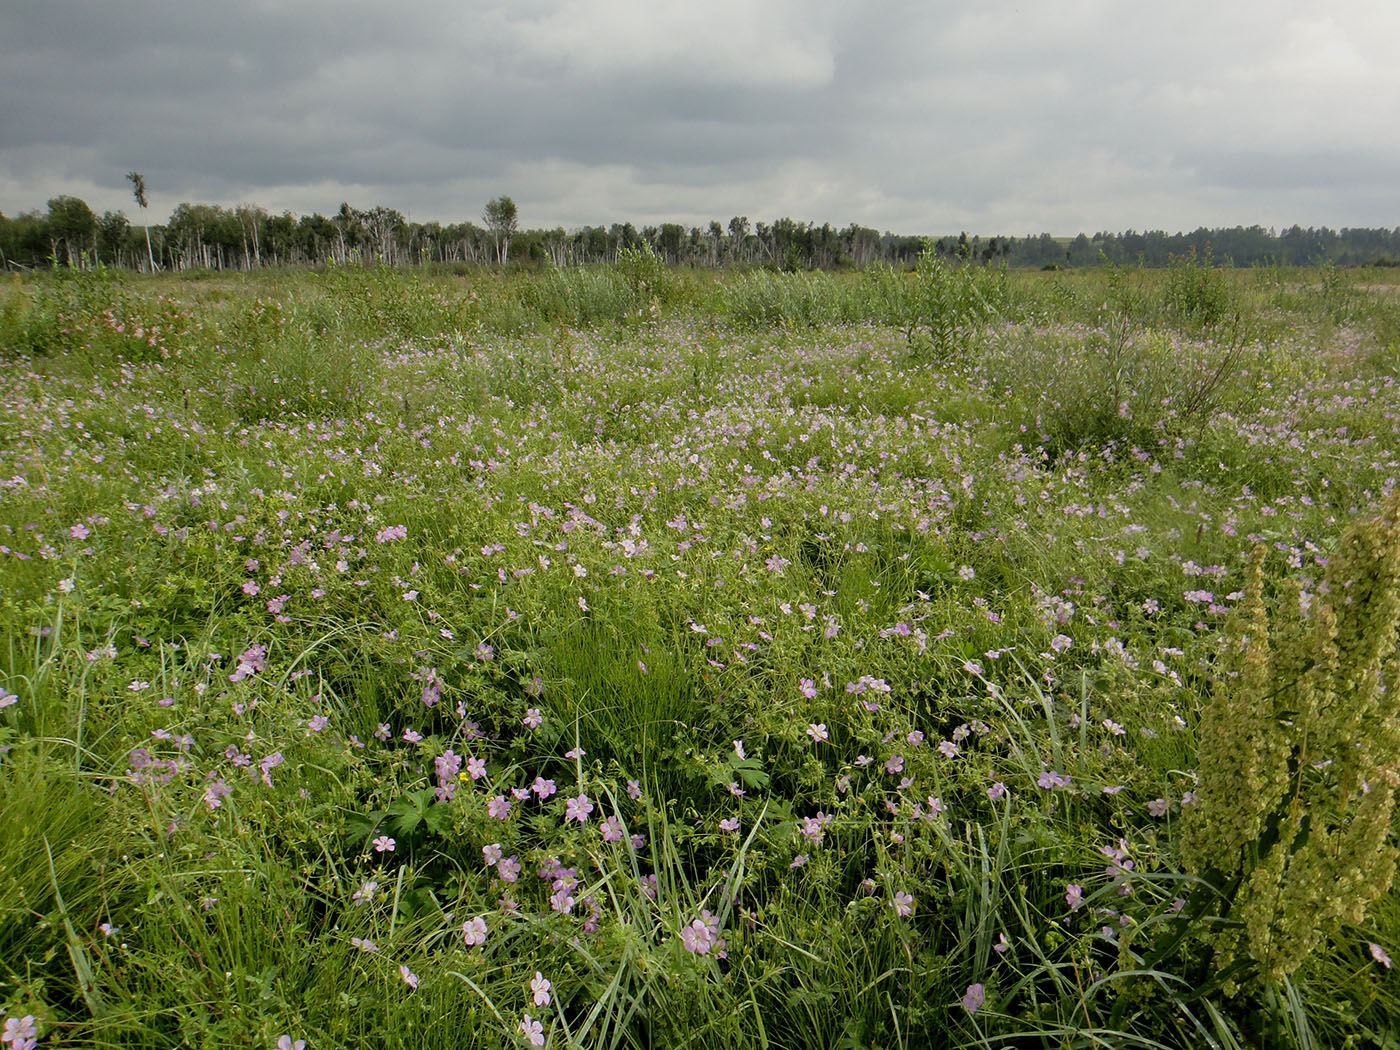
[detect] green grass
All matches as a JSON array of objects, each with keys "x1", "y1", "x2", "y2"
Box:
[{"x1": 2, "y1": 262, "x2": 1399, "y2": 1048}]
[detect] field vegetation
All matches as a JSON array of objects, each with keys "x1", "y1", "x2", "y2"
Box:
[{"x1": 3, "y1": 253, "x2": 1400, "y2": 1048}]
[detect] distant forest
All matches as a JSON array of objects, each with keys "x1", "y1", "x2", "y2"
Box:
[{"x1": 5, "y1": 191, "x2": 1399, "y2": 272}]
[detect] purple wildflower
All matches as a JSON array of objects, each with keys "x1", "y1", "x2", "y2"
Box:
[{"x1": 565, "y1": 793, "x2": 594, "y2": 823}]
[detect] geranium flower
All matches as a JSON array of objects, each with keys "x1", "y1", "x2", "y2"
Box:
[{"x1": 530, "y1": 972, "x2": 552, "y2": 1006}]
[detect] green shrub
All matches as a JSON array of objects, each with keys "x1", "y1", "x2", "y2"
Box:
[
  {"x1": 315, "y1": 261, "x2": 476, "y2": 340},
  {"x1": 615, "y1": 242, "x2": 677, "y2": 307},
  {"x1": 521, "y1": 266, "x2": 645, "y2": 326},
  {"x1": 519, "y1": 245, "x2": 679, "y2": 327},
  {"x1": 908, "y1": 245, "x2": 1007, "y2": 358},
  {"x1": 720, "y1": 269, "x2": 844, "y2": 328},
  {"x1": 1163, "y1": 244, "x2": 1234, "y2": 328}
]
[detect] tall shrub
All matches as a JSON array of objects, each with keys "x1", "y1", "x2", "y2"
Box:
[{"x1": 910, "y1": 244, "x2": 1005, "y2": 358}]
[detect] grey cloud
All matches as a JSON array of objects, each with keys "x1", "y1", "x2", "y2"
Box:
[{"x1": 2, "y1": 0, "x2": 1397, "y2": 232}]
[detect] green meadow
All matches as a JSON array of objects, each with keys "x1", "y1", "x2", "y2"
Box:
[{"x1": 3, "y1": 252, "x2": 1400, "y2": 1048}]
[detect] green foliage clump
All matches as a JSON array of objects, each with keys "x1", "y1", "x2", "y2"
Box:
[
  {"x1": 720, "y1": 269, "x2": 845, "y2": 328},
  {"x1": 717, "y1": 246, "x2": 1006, "y2": 346},
  {"x1": 907, "y1": 244, "x2": 1007, "y2": 358},
  {"x1": 1163, "y1": 244, "x2": 1235, "y2": 328},
  {"x1": 521, "y1": 266, "x2": 639, "y2": 326},
  {"x1": 316, "y1": 261, "x2": 478, "y2": 339},
  {"x1": 522, "y1": 244, "x2": 679, "y2": 327},
  {"x1": 1182, "y1": 501, "x2": 1400, "y2": 980},
  {"x1": 0, "y1": 264, "x2": 200, "y2": 363},
  {"x1": 614, "y1": 242, "x2": 677, "y2": 308},
  {"x1": 986, "y1": 259, "x2": 1265, "y2": 460}
]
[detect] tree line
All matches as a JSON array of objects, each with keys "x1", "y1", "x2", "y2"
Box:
[{"x1": 3, "y1": 188, "x2": 1398, "y2": 273}]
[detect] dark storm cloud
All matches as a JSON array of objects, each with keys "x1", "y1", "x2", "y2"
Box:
[{"x1": 1, "y1": 0, "x2": 1397, "y2": 232}]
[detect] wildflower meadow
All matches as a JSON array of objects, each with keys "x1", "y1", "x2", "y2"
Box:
[{"x1": 2, "y1": 253, "x2": 1400, "y2": 1047}]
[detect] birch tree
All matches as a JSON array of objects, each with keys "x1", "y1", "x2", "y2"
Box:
[
  {"x1": 127, "y1": 172, "x2": 158, "y2": 271},
  {"x1": 483, "y1": 196, "x2": 518, "y2": 264}
]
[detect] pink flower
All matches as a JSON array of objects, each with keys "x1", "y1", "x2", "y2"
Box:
[
  {"x1": 488, "y1": 795, "x2": 512, "y2": 819},
  {"x1": 4, "y1": 1015, "x2": 39, "y2": 1050},
  {"x1": 892, "y1": 891, "x2": 914, "y2": 917},
  {"x1": 1066, "y1": 884, "x2": 1084, "y2": 911},
  {"x1": 372, "y1": 835, "x2": 395, "y2": 853},
  {"x1": 799, "y1": 677, "x2": 817, "y2": 698},
  {"x1": 682, "y1": 919, "x2": 714, "y2": 954},
  {"x1": 258, "y1": 751, "x2": 284, "y2": 787},
  {"x1": 462, "y1": 915, "x2": 488, "y2": 946},
  {"x1": 806, "y1": 723, "x2": 828, "y2": 743},
  {"x1": 565, "y1": 793, "x2": 594, "y2": 823},
  {"x1": 399, "y1": 964, "x2": 419, "y2": 989},
  {"x1": 531, "y1": 971, "x2": 552, "y2": 1006},
  {"x1": 522, "y1": 708, "x2": 543, "y2": 729},
  {"x1": 962, "y1": 983, "x2": 985, "y2": 1015},
  {"x1": 520, "y1": 1014, "x2": 544, "y2": 1047},
  {"x1": 1371, "y1": 942, "x2": 1393, "y2": 968},
  {"x1": 203, "y1": 778, "x2": 232, "y2": 810}
]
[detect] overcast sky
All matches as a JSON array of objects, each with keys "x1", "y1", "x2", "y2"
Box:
[{"x1": 2, "y1": 0, "x2": 1397, "y2": 236}]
